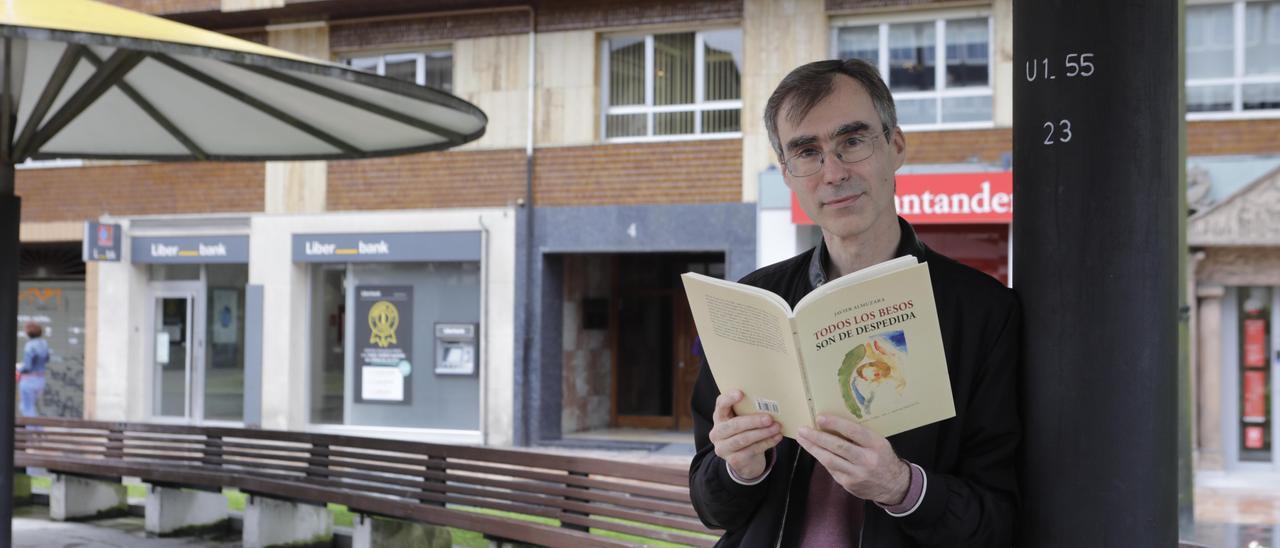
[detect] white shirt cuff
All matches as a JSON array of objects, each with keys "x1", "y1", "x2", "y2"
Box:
[
  {"x1": 881, "y1": 462, "x2": 928, "y2": 517},
  {"x1": 726, "y1": 461, "x2": 770, "y2": 485},
  {"x1": 725, "y1": 449, "x2": 775, "y2": 485}
]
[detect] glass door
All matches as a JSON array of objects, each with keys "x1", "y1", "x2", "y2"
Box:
[{"x1": 151, "y1": 283, "x2": 205, "y2": 420}]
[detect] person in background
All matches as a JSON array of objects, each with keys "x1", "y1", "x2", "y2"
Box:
[{"x1": 18, "y1": 322, "x2": 49, "y2": 417}]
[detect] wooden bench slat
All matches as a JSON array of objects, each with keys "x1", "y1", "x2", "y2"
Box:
[
  {"x1": 559, "y1": 512, "x2": 719, "y2": 547},
  {"x1": 435, "y1": 460, "x2": 694, "y2": 504},
  {"x1": 247, "y1": 458, "x2": 702, "y2": 519},
  {"x1": 200, "y1": 458, "x2": 713, "y2": 535},
  {"x1": 221, "y1": 442, "x2": 696, "y2": 509}
]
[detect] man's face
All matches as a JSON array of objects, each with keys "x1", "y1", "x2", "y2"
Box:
[{"x1": 776, "y1": 75, "x2": 905, "y2": 241}]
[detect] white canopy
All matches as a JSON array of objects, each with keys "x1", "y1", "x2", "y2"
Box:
[{"x1": 0, "y1": 0, "x2": 487, "y2": 162}]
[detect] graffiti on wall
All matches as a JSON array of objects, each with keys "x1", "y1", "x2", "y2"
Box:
[{"x1": 16, "y1": 282, "x2": 84, "y2": 418}]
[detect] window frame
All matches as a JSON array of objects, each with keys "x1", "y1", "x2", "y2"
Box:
[
  {"x1": 341, "y1": 48, "x2": 454, "y2": 92},
  {"x1": 16, "y1": 158, "x2": 84, "y2": 170},
  {"x1": 1186, "y1": 0, "x2": 1280, "y2": 120},
  {"x1": 600, "y1": 28, "x2": 745, "y2": 143},
  {"x1": 830, "y1": 9, "x2": 996, "y2": 132}
]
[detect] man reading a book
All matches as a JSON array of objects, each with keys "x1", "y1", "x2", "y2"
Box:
[{"x1": 689, "y1": 59, "x2": 1020, "y2": 546}]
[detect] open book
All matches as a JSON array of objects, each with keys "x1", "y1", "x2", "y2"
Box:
[{"x1": 682, "y1": 256, "x2": 954, "y2": 439}]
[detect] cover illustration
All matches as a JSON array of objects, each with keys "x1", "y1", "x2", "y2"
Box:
[{"x1": 837, "y1": 332, "x2": 908, "y2": 419}]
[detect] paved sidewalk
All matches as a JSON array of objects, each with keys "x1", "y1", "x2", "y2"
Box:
[
  {"x1": 14, "y1": 506, "x2": 239, "y2": 548},
  {"x1": 1183, "y1": 471, "x2": 1280, "y2": 548}
]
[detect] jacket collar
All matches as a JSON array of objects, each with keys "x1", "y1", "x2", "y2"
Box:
[{"x1": 808, "y1": 216, "x2": 927, "y2": 288}]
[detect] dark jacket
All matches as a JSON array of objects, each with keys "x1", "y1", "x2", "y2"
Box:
[{"x1": 689, "y1": 219, "x2": 1020, "y2": 547}]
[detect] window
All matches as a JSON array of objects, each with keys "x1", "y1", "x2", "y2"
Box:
[
  {"x1": 345, "y1": 50, "x2": 453, "y2": 93},
  {"x1": 1187, "y1": 1, "x2": 1280, "y2": 116},
  {"x1": 308, "y1": 261, "x2": 482, "y2": 430},
  {"x1": 602, "y1": 29, "x2": 743, "y2": 140},
  {"x1": 834, "y1": 16, "x2": 993, "y2": 129}
]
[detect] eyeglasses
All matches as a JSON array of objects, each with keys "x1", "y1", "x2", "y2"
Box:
[{"x1": 782, "y1": 127, "x2": 892, "y2": 178}]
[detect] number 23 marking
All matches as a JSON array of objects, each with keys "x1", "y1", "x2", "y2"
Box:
[{"x1": 1043, "y1": 120, "x2": 1072, "y2": 145}]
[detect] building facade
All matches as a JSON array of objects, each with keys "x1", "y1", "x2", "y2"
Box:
[
  {"x1": 1184, "y1": 0, "x2": 1280, "y2": 478},
  {"x1": 11, "y1": 1, "x2": 1280, "y2": 471}
]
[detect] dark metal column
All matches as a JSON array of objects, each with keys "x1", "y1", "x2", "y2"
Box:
[
  {"x1": 1014, "y1": 1, "x2": 1180, "y2": 546},
  {"x1": 0, "y1": 34, "x2": 18, "y2": 545},
  {"x1": 0, "y1": 164, "x2": 17, "y2": 544}
]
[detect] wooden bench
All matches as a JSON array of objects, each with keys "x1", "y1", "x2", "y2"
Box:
[{"x1": 14, "y1": 417, "x2": 721, "y2": 547}]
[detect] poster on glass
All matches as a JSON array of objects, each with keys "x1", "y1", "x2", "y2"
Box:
[{"x1": 355, "y1": 286, "x2": 413, "y2": 404}]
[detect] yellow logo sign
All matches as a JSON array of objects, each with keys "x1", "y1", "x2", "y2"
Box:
[{"x1": 368, "y1": 300, "x2": 399, "y2": 348}]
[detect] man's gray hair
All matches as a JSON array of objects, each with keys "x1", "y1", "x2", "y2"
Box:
[{"x1": 764, "y1": 59, "x2": 898, "y2": 161}]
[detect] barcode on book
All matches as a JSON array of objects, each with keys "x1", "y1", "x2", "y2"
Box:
[{"x1": 755, "y1": 398, "x2": 780, "y2": 414}]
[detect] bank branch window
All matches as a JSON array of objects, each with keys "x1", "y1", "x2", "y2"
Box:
[
  {"x1": 834, "y1": 15, "x2": 993, "y2": 128},
  {"x1": 300, "y1": 231, "x2": 482, "y2": 431}
]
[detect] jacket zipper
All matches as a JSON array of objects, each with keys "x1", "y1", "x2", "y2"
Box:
[
  {"x1": 857, "y1": 503, "x2": 866, "y2": 547},
  {"x1": 770, "y1": 454, "x2": 868, "y2": 547},
  {"x1": 773, "y1": 450, "x2": 802, "y2": 548}
]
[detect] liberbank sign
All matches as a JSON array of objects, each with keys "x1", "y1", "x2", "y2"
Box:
[
  {"x1": 132, "y1": 235, "x2": 249, "y2": 264},
  {"x1": 792, "y1": 171, "x2": 1013, "y2": 225},
  {"x1": 293, "y1": 231, "x2": 482, "y2": 263}
]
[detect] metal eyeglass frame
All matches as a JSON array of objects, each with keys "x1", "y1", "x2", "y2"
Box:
[{"x1": 782, "y1": 126, "x2": 893, "y2": 178}]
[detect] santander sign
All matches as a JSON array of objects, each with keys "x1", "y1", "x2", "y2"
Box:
[{"x1": 791, "y1": 171, "x2": 1013, "y2": 225}]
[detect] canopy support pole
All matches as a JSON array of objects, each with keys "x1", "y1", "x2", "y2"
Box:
[
  {"x1": 0, "y1": 167, "x2": 17, "y2": 545},
  {"x1": 1, "y1": 34, "x2": 19, "y2": 546},
  {"x1": 1014, "y1": 0, "x2": 1180, "y2": 544}
]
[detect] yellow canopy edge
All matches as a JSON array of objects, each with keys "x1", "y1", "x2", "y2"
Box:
[{"x1": 0, "y1": 0, "x2": 319, "y2": 64}]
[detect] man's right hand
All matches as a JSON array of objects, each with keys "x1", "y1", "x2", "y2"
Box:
[{"x1": 710, "y1": 390, "x2": 784, "y2": 480}]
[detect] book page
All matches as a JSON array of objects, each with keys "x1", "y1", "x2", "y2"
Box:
[
  {"x1": 682, "y1": 273, "x2": 812, "y2": 437},
  {"x1": 794, "y1": 255, "x2": 917, "y2": 314},
  {"x1": 791, "y1": 263, "x2": 955, "y2": 438}
]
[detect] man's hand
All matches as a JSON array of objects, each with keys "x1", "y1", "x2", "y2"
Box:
[
  {"x1": 710, "y1": 390, "x2": 783, "y2": 480},
  {"x1": 796, "y1": 414, "x2": 911, "y2": 505}
]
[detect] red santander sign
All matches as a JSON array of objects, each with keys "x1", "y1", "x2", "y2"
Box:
[{"x1": 792, "y1": 171, "x2": 1013, "y2": 225}]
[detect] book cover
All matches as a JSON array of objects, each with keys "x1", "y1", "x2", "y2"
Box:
[
  {"x1": 792, "y1": 262, "x2": 955, "y2": 438},
  {"x1": 683, "y1": 258, "x2": 955, "y2": 439}
]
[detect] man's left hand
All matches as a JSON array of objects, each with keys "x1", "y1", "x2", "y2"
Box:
[{"x1": 796, "y1": 414, "x2": 911, "y2": 505}]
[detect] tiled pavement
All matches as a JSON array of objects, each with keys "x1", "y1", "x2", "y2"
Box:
[{"x1": 1184, "y1": 471, "x2": 1280, "y2": 548}]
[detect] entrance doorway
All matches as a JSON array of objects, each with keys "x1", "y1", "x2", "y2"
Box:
[
  {"x1": 558, "y1": 252, "x2": 724, "y2": 435},
  {"x1": 1222, "y1": 285, "x2": 1280, "y2": 472},
  {"x1": 151, "y1": 283, "x2": 203, "y2": 419},
  {"x1": 1237, "y1": 286, "x2": 1276, "y2": 467},
  {"x1": 147, "y1": 264, "x2": 247, "y2": 423},
  {"x1": 613, "y1": 253, "x2": 723, "y2": 430}
]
